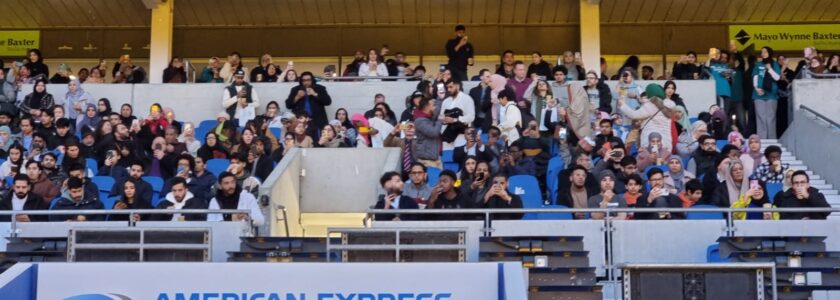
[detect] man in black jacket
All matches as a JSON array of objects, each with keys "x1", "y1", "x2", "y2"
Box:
[
  {"x1": 374, "y1": 171, "x2": 419, "y2": 221},
  {"x1": 557, "y1": 165, "x2": 599, "y2": 218},
  {"x1": 635, "y1": 168, "x2": 684, "y2": 220},
  {"x1": 427, "y1": 170, "x2": 475, "y2": 220},
  {"x1": 593, "y1": 119, "x2": 623, "y2": 157},
  {"x1": 452, "y1": 127, "x2": 494, "y2": 168},
  {"x1": 0, "y1": 175, "x2": 49, "y2": 222},
  {"x1": 50, "y1": 177, "x2": 105, "y2": 222},
  {"x1": 468, "y1": 69, "x2": 492, "y2": 131},
  {"x1": 153, "y1": 177, "x2": 207, "y2": 221},
  {"x1": 775, "y1": 171, "x2": 831, "y2": 220},
  {"x1": 445, "y1": 24, "x2": 474, "y2": 82},
  {"x1": 481, "y1": 173, "x2": 523, "y2": 220},
  {"x1": 248, "y1": 138, "x2": 273, "y2": 182},
  {"x1": 285, "y1": 72, "x2": 332, "y2": 135}
]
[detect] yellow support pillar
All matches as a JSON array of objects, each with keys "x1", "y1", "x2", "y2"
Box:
[
  {"x1": 149, "y1": 0, "x2": 174, "y2": 84},
  {"x1": 579, "y1": 0, "x2": 601, "y2": 76}
]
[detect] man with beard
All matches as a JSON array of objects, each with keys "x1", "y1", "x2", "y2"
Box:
[
  {"x1": 207, "y1": 171, "x2": 264, "y2": 226},
  {"x1": 0, "y1": 174, "x2": 49, "y2": 222},
  {"x1": 687, "y1": 135, "x2": 719, "y2": 176},
  {"x1": 153, "y1": 177, "x2": 207, "y2": 221},
  {"x1": 40, "y1": 153, "x2": 66, "y2": 188}
]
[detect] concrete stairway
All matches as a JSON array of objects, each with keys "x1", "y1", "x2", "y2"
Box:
[{"x1": 762, "y1": 139, "x2": 839, "y2": 217}]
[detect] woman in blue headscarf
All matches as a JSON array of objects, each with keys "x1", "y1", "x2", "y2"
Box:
[{"x1": 76, "y1": 103, "x2": 101, "y2": 136}]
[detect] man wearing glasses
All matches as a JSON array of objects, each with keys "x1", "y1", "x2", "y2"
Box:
[
  {"x1": 402, "y1": 163, "x2": 432, "y2": 207},
  {"x1": 776, "y1": 170, "x2": 830, "y2": 220},
  {"x1": 687, "y1": 135, "x2": 719, "y2": 176}
]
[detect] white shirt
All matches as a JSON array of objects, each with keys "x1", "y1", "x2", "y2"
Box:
[
  {"x1": 439, "y1": 92, "x2": 476, "y2": 125},
  {"x1": 358, "y1": 62, "x2": 389, "y2": 80},
  {"x1": 207, "y1": 191, "x2": 265, "y2": 226},
  {"x1": 12, "y1": 194, "x2": 26, "y2": 211},
  {"x1": 221, "y1": 85, "x2": 261, "y2": 120},
  {"x1": 390, "y1": 196, "x2": 402, "y2": 209}
]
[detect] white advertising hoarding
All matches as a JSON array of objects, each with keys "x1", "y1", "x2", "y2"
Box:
[{"x1": 36, "y1": 262, "x2": 519, "y2": 300}]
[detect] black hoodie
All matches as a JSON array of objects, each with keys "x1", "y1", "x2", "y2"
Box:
[{"x1": 50, "y1": 191, "x2": 105, "y2": 222}]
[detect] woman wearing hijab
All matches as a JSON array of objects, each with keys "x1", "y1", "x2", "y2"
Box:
[
  {"x1": 0, "y1": 126, "x2": 15, "y2": 158},
  {"x1": 119, "y1": 104, "x2": 137, "y2": 127},
  {"x1": 144, "y1": 103, "x2": 169, "y2": 137},
  {"x1": 197, "y1": 132, "x2": 230, "y2": 162},
  {"x1": 740, "y1": 135, "x2": 764, "y2": 179},
  {"x1": 710, "y1": 160, "x2": 751, "y2": 208},
  {"x1": 676, "y1": 120, "x2": 708, "y2": 158},
  {"x1": 20, "y1": 79, "x2": 55, "y2": 119},
  {"x1": 664, "y1": 155, "x2": 695, "y2": 194},
  {"x1": 351, "y1": 113, "x2": 371, "y2": 147},
  {"x1": 162, "y1": 57, "x2": 187, "y2": 83},
  {"x1": 636, "y1": 132, "x2": 672, "y2": 170},
  {"x1": 63, "y1": 79, "x2": 92, "y2": 122},
  {"x1": 75, "y1": 103, "x2": 101, "y2": 136},
  {"x1": 728, "y1": 131, "x2": 746, "y2": 153},
  {"x1": 730, "y1": 179, "x2": 778, "y2": 220},
  {"x1": 97, "y1": 98, "x2": 113, "y2": 118}
]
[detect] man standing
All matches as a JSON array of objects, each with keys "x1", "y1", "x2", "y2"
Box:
[
  {"x1": 414, "y1": 98, "x2": 443, "y2": 169},
  {"x1": 469, "y1": 69, "x2": 493, "y2": 131},
  {"x1": 445, "y1": 24, "x2": 474, "y2": 82},
  {"x1": 374, "y1": 171, "x2": 420, "y2": 221},
  {"x1": 0, "y1": 174, "x2": 48, "y2": 222},
  {"x1": 439, "y1": 79, "x2": 475, "y2": 148},
  {"x1": 222, "y1": 69, "x2": 260, "y2": 125},
  {"x1": 207, "y1": 172, "x2": 265, "y2": 226},
  {"x1": 286, "y1": 72, "x2": 332, "y2": 136},
  {"x1": 384, "y1": 121, "x2": 418, "y2": 175},
  {"x1": 507, "y1": 61, "x2": 533, "y2": 105}
]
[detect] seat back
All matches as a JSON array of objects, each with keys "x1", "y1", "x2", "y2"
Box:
[
  {"x1": 91, "y1": 176, "x2": 115, "y2": 193},
  {"x1": 686, "y1": 204, "x2": 723, "y2": 220},
  {"x1": 426, "y1": 167, "x2": 441, "y2": 187},
  {"x1": 508, "y1": 175, "x2": 543, "y2": 209},
  {"x1": 206, "y1": 159, "x2": 230, "y2": 177}
]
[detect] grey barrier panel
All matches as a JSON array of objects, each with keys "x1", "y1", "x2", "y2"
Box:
[
  {"x1": 299, "y1": 148, "x2": 401, "y2": 213},
  {"x1": 14, "y1": 222, "x2": 128, "y2": 238},
  {"x1": 733, "y1": 220, "x2": 840, "y2": 251},
  {"x1": 491, "y1": 220, "x2": 606, "y2": 277},
  {"x1": 372, "y1": 221, "x2": 484, "y2": 262},
  {"x1": 612, "y1": 220, "x2": 727, "y2": 265},
  {"x1": 0, "y1": 223, "x2": 9, "y2": 252},
  {"x1": 136, "y1": 221, "x2": 252, "y2": 262},
  {"x1": 780, "y1": 109, "x2": 840, "y2": 192},
  {"x1": 26, "y1": 80, "x2": 715, "y2": 125}
]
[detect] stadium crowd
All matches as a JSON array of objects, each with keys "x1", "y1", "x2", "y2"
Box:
[{"x1": 0, "y1": 25, "x2": 833, "y2": 224}]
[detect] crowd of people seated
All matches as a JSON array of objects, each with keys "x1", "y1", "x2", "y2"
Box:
[{"x1": 0, "y1": 24, "x2": 834, "y2": 223}]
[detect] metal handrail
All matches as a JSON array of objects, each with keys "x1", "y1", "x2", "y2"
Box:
[
  {"x1": 0, "y1": 209, "x2": 249, "y2": 215},
  {"x1": 366, "y1": 207, "x2": 840, "y2": 214},
  {"x1": 799, "y1": 105, "x2": 840, "y2": 129},
  {"x1": 803, "y1": 70, "x2": 840, "y2": 79},
  {"x1": 315, "y1": 75, "x2": 421, "y2": 81}
]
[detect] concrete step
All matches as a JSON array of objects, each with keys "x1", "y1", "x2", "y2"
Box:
[
  {"x1": 821, "y1": 190, "x2": 838, "y2": 195},
  {"x1": 761, "y1": 139, "x2": 779, "y2": 143},
  {"x1": 810, "y1": 179, "x2": 826, "y2": 185},
  {"x1": 812, "y1": 184, "x2": 834, "y2": 191}
]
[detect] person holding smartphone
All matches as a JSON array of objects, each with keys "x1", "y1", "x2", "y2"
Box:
[
  {"x1": 427, "y1": 170, "x2": 474, "y2": 220},
  {"x1": 373, "y1": 171, "x2": 419, "y2": 221},
  {"x1": 636, "y1": 168, "x2": 684, "y2": 220},
  {"x1": 481, "y1": 173, "x2": 523, "y2": 220},
  {"x1": 445, "y1": 24, "x2": 474, "y2": 81}
]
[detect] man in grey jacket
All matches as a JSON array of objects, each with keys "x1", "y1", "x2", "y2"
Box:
[{"x1": 413, "y1": 97, "x2": 443, "y2": 169}]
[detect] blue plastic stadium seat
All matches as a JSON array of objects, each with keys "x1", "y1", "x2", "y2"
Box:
[
  {"x1": 706, "y1": 244, "x2": 729, "y2": 262},
  {"x1": 426, "y1": 167, "x2": 441, "y2": 187},
  {"x1": 49, "y1": 197, "x2": 61, "y2": 209},
  {"x1": 86, "y1": 158, "x2": 98, "y2": 175},
  {"x1": 443, "y1": 162, "x2": 460, "y2": 173},
  {"x1": 91, "y1": 176, "x2": 115, "y2": 193},
  {"x1": 480, "y1": 133, "x2": 489, "y2": 144},
  {"x1": 142, "y1": 176, "x2": 164, "y2": 193},
  {"x1": 508, "y1": 175, "x2": 543, "y2": 219},
  {"x1": 441, "y1": 150, "x2": 454, "y2": 163},
  {"x1": 206, "y1": 159, "x2": 230, "y2": 177},
  {"x1": 689, "y1": 117, "x2": 699, "y2": 124},
  {"x1": 716, "y1": 140, "x2": 728, "y2": 151},
  {"x1": 269, "y1": 127, "x2": 282, "y2": 139},
  {"x1": 686, "y1": 204, "x2": 723, "y2": 220},
  {"x1": 546, "y1": 157, "x2": 565, "y2": 203},
  {"x1": 766, "y1": 183, "x2": 783, "y2": 203},
  {"x1": 4, "y1": 176, "x2": 11, "y2": 187},
  {"x1": 198, "y1": 120, "x2": 217, "y2": 130}
]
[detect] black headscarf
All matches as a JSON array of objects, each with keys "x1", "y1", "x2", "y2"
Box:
[
  {"x1": 28, "y1": 79, "x2": 48, "y2": 110},
  {"x1": 120, "y1": 103, "x2": 137, "y2": 127},
  {"x1": 97, "y1": 98, "x2": 112, "y2": 118}
]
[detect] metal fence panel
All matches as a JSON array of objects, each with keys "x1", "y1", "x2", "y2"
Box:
[
  {"x1": 491, "y1": 220, "x2": 607, "y2": 277},
  {"x1": 372, "y1": 221, "x2": 485, "y2": 262},
  {"x1": 612, "y1": 220, "x2": 727, "y2": 265}
]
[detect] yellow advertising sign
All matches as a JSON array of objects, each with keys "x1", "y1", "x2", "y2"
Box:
[
  {"x1": 729, "y1": 24, "x2": 840, "y2": 51},
  {"x1": 0, "y1": 31, "x2": 40, "y2": 56}
]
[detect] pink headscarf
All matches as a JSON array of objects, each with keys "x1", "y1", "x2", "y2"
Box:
[
  {"x1": 489, "y1": 74, "x2": 508, "y2": 124},
  {"x1": 351, "y1": 113, "x2": 371, "y2": 146},
  {"x1": 728, "y1": 131, "x2": 745, "y2": 153}
]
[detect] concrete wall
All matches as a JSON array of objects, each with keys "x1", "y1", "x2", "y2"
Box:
[
  {"x1": 781, "y1": 109, "x2": 840, "y2": 188},
  {"x1": 28, "y1": 79, "x2": 716, "y2": 124},
  {"x1": 259, "y1": 148, "x2": 401, "y2": 237},
  {"x1": 791, "y1": 79, "x2": 840, "y2": 122}
]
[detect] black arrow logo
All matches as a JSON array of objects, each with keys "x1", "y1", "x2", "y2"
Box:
[{"x1": 735, "y1": 29, "x2": 751, "y2": 45}]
